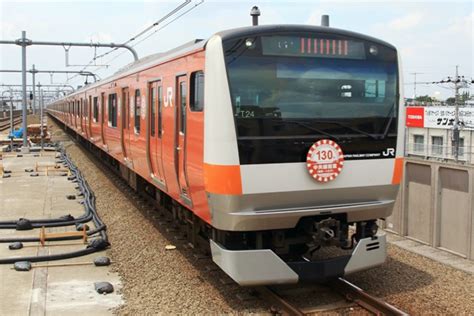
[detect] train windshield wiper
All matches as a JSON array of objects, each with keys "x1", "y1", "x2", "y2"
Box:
[
  {"x1": 271, "y1": 119, "x2": 340, "y2": 140},
  {"x1": 311, "y1": 120, "x2": 379, "y2": 140},
  {"x1": 379, "y1": 102, "x2": 396, "y2": 140}
]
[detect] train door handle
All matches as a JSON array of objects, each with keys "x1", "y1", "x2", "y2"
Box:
[{"x1": 176, "y1": 146, "x2": 181, "y2": 151}]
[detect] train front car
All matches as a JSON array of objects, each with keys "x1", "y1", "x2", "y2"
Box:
[{"x1": 204, "y1": 25, "x2": 404, "y2": 286}]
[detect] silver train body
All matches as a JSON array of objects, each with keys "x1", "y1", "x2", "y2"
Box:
[{"x1": 204, "y1": 25, "x2": 404, "y2": 285}]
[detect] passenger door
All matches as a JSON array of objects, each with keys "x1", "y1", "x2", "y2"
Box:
[
  {"x1": 100, "y1": 93, "x2": 107, "y2": 147},
  {"x1": 175, "y1": 76, "x2": 190, "y2": 199},
  {"x1": 88, "y1": 95, "x2": 93, "y2": 138},
  {"x1": 80, "y1": 98, "x2": 84, "y2": 133},
  {"x1": 121, "y1": 87, "x2": 131, "y2": 160},
  {"x1": 148, "y1": 81, "x2": 164, "y2": 182}
]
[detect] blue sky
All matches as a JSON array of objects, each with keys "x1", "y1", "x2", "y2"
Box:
[{"x1": 0, "y1": 0, "x2": 472, "y2": 100}]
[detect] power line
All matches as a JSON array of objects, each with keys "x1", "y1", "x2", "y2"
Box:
[
  {"x1": 88, "y1": 0, "x2": 204, "y2": 75},
  {"x1": 67, "y1": 0, "x2": 194, "y2": 83},
  {"x1": 93, "y1": 0, "x2": 191, "y2": 61}
]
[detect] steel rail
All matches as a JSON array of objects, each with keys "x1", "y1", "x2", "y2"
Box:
[
  {"x1": 0, "y1": 118, "x2": 21, "y2": 131},
  {"x1": 256, "y1": 278, "x2": 408, "y2": 316},
  {"x1": 330, "y1": 277, "x2": 409, "y2": 316},
  {"x1": 257, "y1": 287, "x2": 305, "y2": 316}
]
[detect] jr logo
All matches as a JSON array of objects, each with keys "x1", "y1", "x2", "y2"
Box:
[
  {"x1": 382, "y1": 148, "x2": 395, "y2": 157},
  {"x1": 164, "y1": 87, "x2": 173, "y2": 107}
]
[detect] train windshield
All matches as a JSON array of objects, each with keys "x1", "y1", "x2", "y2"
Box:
[{"x1": 224, "y1": 34, "x2": 398, "y2": 139}]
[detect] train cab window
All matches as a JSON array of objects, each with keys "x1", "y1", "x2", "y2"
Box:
[
  {"x1": 190, "y1": 71, "x2": 204, "y2": 112},
  {"x1": 134, "y1": 89, "x2": 141, "y2": 134},
  {"x1": 157, "y1": 85, "x2": 163, "y2": 138},
  {"x1": 179, "y1": 81, "x2": 187, "y2": 134},
  {"x1": 93, "y1": 97, "x2": 99, "y2": 122},
  {"x1": 108, "y1": 93, "x2": 117, "y2": 127},
  {"x1": 150, "y1": 86, "x2": 156, "y2": 136}
]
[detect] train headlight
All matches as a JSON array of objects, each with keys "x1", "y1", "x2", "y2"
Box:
[
  {"x1": 369, "y1": 45, "x2": 378, "y2": 55},
  {"x1": 245, "y1": 38, "x2": 256, "y2": 49}
]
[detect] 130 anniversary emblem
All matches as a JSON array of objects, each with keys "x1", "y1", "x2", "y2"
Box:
[{"x1": 306, "y1": 139, "x2": 344, "y2": 183}]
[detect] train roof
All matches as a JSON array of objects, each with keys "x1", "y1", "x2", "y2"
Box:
[
  {"x1": 216, "y1": 24, "x2": 396, "y2": 50},
  {"x1": 59, "y1": 24, "x2": 396, "y2": 100},
  {"x1": 64, "y1": 39, "x2": 206, "y2": 98}
]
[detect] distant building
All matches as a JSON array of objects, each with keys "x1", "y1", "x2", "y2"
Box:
[{"x1": 406, "y1": 106, "x2": 474, "y2": 163}]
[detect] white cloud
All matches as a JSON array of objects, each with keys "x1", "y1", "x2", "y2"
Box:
[
  {"x1": 0, "y1": 21, "x2": 20, "y2": 38},
  {"x1": 388, "y1": 13, "x2": 424, "y2": 30},
  {"x1": 306, "y1": 10, "x2": 325, "y2": 25},
  {"x1": 444, "y1": 11, "x2": 473, "y2": 36}
]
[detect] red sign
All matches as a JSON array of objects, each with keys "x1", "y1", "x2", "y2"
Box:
[
  {"x1": 306, "y1": 139, "x2": 344, "y2": 183},
  {"x1": 406, "y1": 107, "x2": 425, "y2": 128}
]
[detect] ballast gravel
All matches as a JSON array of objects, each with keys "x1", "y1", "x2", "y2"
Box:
[{"x1": 49, "y1": 120, "x2": 473, "y2": 315}]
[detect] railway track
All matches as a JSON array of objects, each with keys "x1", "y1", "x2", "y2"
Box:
[
  {"x1": 0, "y1": 116, "x2": 22, "y2": 132},
  {"x1": 259, "y1": 278, "x2": 408, "y2": 316}
]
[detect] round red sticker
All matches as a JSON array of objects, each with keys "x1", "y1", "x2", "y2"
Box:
[{"x1": 306, "y1": 139, "x2": 344, "y2": 183}]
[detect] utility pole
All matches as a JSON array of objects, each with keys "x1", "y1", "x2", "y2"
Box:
[
  {"x1": 453, "y1": 65, "x2": 460, "y2": 161},
  {"x1": 38, "y1": 83, "x2": 44, "y2": 150},
  {"x1": 20, "y1": 31, "x2": 30, "y2": 150},
  {"x1": 0, "y1": 30, "x2": 140, "y2": 151},
  {"x1": 31, "y1": 64, "x2": 37, "y2": 115},
  {"x1": 410, "y1": 72, "x2": 423, "y2": 102}
]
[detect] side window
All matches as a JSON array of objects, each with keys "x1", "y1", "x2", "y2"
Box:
[
  {"x1": 108, "y1": 93, "x2": 117, "y2": 127},
  {"x1": 179, "y1": 81, "x2": 187, "y2": 133},
  {"x1": 84, "y1": 98, "x2": 88, "y2": 118},
  {"x1": 157, "y1": 85, "x2": 163, "y2": 138},
  {"x1": 134, "y1": 89, "x2": 141, "y2": 134},
  {"x1": 149, "y1": 85, "x2": 156, "y2": 137},
  {"x1": 190, "y1": 71, "x2": 204, "y2": 112},
  {"x1": 93, "y1": 97, "x2": 99, "y2": 122}
]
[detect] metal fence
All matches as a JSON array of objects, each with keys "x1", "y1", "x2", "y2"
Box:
[{"x1": 405, "y1": 142, "x2": 474, "y2": 163}]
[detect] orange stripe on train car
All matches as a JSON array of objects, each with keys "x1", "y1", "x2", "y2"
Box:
[
  {"x1": 391, "y1": 157, "x2": 404, "y2": 185},
  {"x1": 203, "y1": 163, "x2": 242, "y2": 195}
]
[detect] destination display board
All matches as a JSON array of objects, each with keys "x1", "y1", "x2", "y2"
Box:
[{"x1": 261, "y1": 36, "x2": 366, "y2": 59}]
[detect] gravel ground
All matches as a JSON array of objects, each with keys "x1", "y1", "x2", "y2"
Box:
[
  {"x1": 47, "y1": 116, "x2": 473, "y2": 315},
  {"x1": 345, "y1": 244, "x2": 473, "y2": 315}
]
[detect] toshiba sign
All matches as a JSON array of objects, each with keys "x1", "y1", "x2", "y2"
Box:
[
  {"x1": 406, "y1": 106, "x2": 474, "y2": 130},
  {"x1": 406, "y1": 107, "x2": 424, "y2": 127}
]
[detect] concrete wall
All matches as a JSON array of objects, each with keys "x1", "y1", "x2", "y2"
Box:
[{"x1": 384, "y1": 157, "x2": 474, "y2": 260}]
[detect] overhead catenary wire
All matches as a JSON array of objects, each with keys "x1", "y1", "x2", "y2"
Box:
[
  {"x1": 87, "y1": 0, "x2": 204, "y2": 74},
  {"x1": 67, "y1": 0, "x2": 193, "y2": 83},
  {"x1": 93, "y1": 0, "x2": 191, "y2": 61}
]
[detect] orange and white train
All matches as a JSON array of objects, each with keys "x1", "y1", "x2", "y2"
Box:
[{"x1": 48, "y1": 23, "x2": 404, "y2": 286}]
